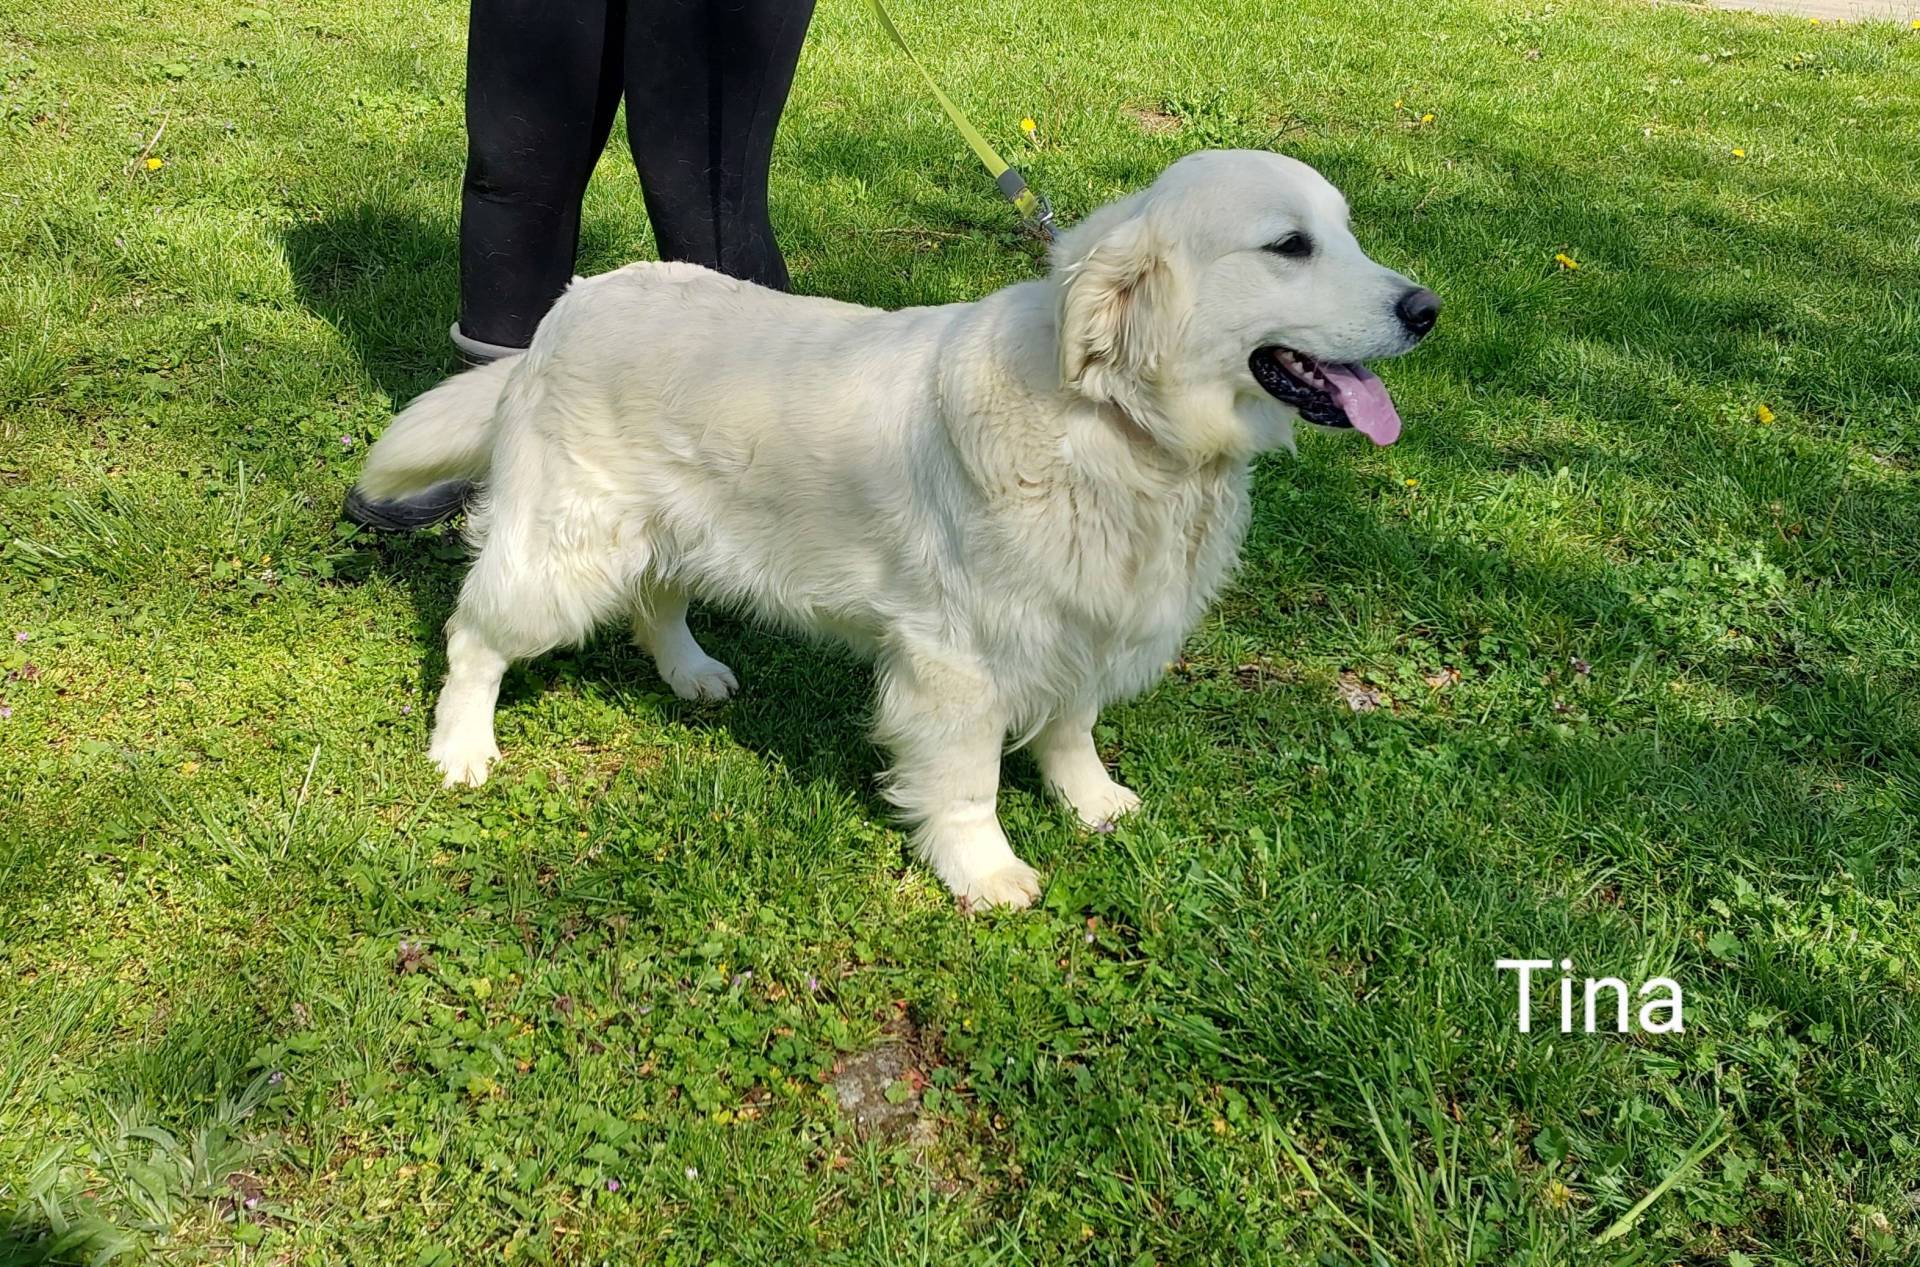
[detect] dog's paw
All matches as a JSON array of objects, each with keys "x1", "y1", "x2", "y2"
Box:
[
  {"x1": 661, "y1": 655, "x2": 739, "y2": 702},
  {"x1": 430, "y1": 730, "x2": 500, "y2": 787},
  {"x1": 953, "y1": 859, "x2": 1042, "y2": 912},
  {"x1": 1066, "y1": 779, "x2": 1143, "y2": 831}
]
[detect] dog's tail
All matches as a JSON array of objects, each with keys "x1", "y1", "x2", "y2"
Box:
[{"x1": 353, "y1": 355, "x2": 519, "y2": 501}]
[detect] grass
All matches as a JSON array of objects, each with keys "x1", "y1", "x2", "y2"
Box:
[{"x1": 2, "y1": 0, "x2": 1918, "y2": 1261}]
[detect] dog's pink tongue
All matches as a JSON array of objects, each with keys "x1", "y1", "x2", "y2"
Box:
[{"x1": 1321, "y1": 363, "x2": 1402, "y2": 446}]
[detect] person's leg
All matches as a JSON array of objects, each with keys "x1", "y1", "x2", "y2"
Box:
[
  {"x1": 459, "y1": 0, "x2": 626, "y2": 351},
  {"x1": 349, "y1": 1, "x2": 624, "y2": 532},
  {"x1": 622, "y1": 0, "x2": 814, "y2": 290}
]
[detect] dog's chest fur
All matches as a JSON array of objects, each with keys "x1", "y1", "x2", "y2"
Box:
[{"x1": 954, "y1": 394, "x2": 1252, "y2": 709}]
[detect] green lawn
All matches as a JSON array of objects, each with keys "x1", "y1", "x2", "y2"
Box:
[{"x1": 3, "y1": 0, "x2": 1918, "y2": 1262}]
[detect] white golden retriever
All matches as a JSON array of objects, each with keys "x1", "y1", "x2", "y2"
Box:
[{"x1": 353, "y1": 149, "x2": 1438, "y2": 909}]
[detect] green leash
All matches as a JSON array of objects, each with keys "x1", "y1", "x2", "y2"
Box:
[{"x1": 863, "y1": 0, "x2": 1056, "y2": 241}]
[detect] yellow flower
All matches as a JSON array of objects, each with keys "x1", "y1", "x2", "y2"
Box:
[
  {"x1": 1404, "y1": 478, "x2": 1419, "y2": 488},
  {"x1": 1020, "y1": 117, "x2": 1036, "y2": 134},
  {"x1": 1393, "y1": 98, "x2": 1405, "y2": 109},
  {"x1": 1420, "y1": 112, "x2": 1435, "y2": 124},
  {"x1": 1554, "y1": 252, "x2": 1580, "y2": 271},
  {"x1": 1731, "y1": 148, "x2": 1746, "y2": 158},
  {"x1": 1755, "y1": 404, "x2": 1775, "y2": 424},
  {"x1": 145, "y1": 157, "x2": 164, "y2": 170},
  {"x1": 181, "y1": 760, "x2": 200, "y2": 775}
]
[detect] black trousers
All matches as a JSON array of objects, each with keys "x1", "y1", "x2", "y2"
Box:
[{"x1": 460, "y1": 0, "x2": 815, "y2": 348}]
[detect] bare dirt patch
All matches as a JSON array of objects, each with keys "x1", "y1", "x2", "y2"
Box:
[
  {"x1": 1124, "y1": 104, "x2": 1181, "y2": 135},
  {"x1": 828, "y1": 1005, "x2": 939, "y2": 1150}
]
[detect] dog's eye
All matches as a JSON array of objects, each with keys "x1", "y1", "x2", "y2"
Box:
[{"x1": 1265, "y1": 232, "x2": 1313, "y2": 259}]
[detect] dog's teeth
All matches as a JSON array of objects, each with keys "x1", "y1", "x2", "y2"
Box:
[{"x1": 1279, "y1": 350, "x2": 1323, "y2": 384}]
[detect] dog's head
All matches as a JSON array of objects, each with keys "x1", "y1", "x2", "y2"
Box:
[{"x1": 1054, "y1": 149, "x2": 1438, "y2": 458}]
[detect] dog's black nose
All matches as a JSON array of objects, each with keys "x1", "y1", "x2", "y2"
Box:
[{"x1": 1396, "y1": 288, "x2": 1441, "y2": 339}]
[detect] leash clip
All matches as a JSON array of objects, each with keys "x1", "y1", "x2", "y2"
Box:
[
  {"x1": 1022, "y1": 193, "x2": 1057, "y2": 244},
  {"x1": 997, "y1": 167, "x2": 1056, "y2": 243}
]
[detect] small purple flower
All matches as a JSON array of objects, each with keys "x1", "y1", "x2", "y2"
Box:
[
  {"x1": 730, "y1": 970, "x2": 752, "y2": 988},
  {"x1": 0, "y1": 705, "x2": 11, "y2": 720},
  {"x1": 268, "y1": 1070, "x2": 285, "y2": 1086},
  {"x1": 807, "y1": 974, "x2": 821, "y2": 992},
  {"x1": 604, "y1": 1177, "x2": 622, "y2": 1192},
  {"x1": 339, "y1": 434, "x2": 356, "y2": 451},
  {"x1": 12, "y1": 632, "x2": 25, "y2": 643},
  {"x1": 400, "y1": 703, "x2": 413, "y2": 715}
]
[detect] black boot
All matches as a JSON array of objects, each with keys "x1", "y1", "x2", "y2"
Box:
[
  {"x1": 342, "y1": 478, "x2": 475, "y2": 533},
  {"x1": 341, "y1": 325, "x2": 524, "y2": 531}
]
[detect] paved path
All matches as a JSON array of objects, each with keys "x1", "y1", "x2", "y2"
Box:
[{"x1": 1693, "y1": 0, "x2": 1919, "y2": 20}]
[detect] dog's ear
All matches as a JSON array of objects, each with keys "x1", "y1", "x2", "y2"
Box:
[{"x1": 1057, "y1": 212, "x2": 1180, "y2": 404}]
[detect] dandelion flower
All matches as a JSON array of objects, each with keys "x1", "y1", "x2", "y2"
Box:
[
  {"x1": 1020, "y1": 117, "x2": 1036, "y2": 134},
  {"x1": 1731, "y1": 148, "x2": 1746, "y2": 158},
  {"x1": 145, "y1": 157, "x2": 163, "y2": 171},
  {"x1": 1755, "y1": 404, "x2": 1775, "y2": 424},
  {"x1": 1393, "y1": 98, "x2": 1405, "y2": 109},
  {"x1": 1554, "y1": 252, "x2": 1580, "y2": 270},
  {"x1": 1420, "y1": 112, "x2": 1435, "y2": 124},
  {"x1": 1404, "y1": 478, "x2": 1419, "y2": 488}
]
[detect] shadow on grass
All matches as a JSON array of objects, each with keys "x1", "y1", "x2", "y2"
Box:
[
  {"x1": 355, "y1": 525, "x2": 889, "y2": 810},
  {"x1": 281, "y1": 205, "x2": 467, "y2": 408},
  {"x1": 0, "y1": 1223, "x2": 74, "y2": 1267},
  {"x1": 0, "y1": 1207, "x2": 139, "y2": 1267}
]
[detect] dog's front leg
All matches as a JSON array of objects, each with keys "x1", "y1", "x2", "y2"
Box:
[
  {"x1": 874, "y1": 650, "x2": 1038, "y2": 911},
  {"x1": 1032, "y1": 703, "x2": 1141, "y2": 830}
]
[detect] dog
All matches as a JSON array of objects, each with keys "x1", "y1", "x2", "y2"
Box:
[{"x1": 352, "y1": 149, "x2": 1439, "y2": 909}]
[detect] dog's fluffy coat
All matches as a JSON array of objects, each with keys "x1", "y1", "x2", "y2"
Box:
[{"x1": 355, "y1": 150, "x2": 1432, "y2": 908}]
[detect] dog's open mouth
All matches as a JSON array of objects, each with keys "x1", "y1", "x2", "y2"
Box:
[{"x1": 1250, "y1": 347, "x2": 1402, "y2": 446}]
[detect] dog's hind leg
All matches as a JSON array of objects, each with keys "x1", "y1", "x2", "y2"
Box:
[
  {"x1": 874, "y1": 647, "x2": 1037, "y2": 911},
  {"x1": 430, "y1": 614, "x2": 509, "y2": 787},
  {"x1": 430, "y1": 514, "x2": 628, "y2": 786},
  {"x1": 631, "y1": 586, "x2": 737, "y2": 701}
]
